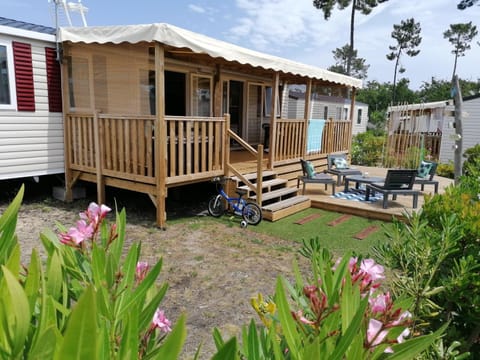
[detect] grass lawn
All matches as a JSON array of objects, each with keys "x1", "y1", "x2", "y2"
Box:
[{"x1": 221, "y1": 208, "x2": 393, "y2": 258}]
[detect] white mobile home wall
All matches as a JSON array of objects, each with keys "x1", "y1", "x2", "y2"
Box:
[
  {"x1": 283, "y1": 91, "x2": 368, "y2": 135},
  {"x1": 0, "y1": 22, "x2": 64, "y2": 180},
  {"x1": 439, "y1": 95, "x2": 480, "y2": 165}
]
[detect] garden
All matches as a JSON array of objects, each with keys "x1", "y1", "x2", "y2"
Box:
[{"x1": 1, "y1": 145, "x2": 480, "y2": 359}]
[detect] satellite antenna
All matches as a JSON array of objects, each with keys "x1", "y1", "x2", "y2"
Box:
[
  {"x1": 49, "y1": 0, "x2": 88, "y2": 62},
  {"x1": 49, "y1": 0, "x2": 89, "y2": 27}
]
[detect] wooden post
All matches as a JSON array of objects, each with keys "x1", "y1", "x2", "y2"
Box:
[
  {"x1": 268, "y1": 73, "x2": 280, "y2": 169},
  {"x1": 60, "y1": 45, "x2": 73, "y2": 201},
  {"x1": 223, "y1": 114, "x2": 231, "y2": 177},
  {"x1": 303, "y1": 80, "x2": 312, "y2": 158},
  {"x1": 155, "y1": 44, "x2": 167, "y2": 229},
  {"x1": 93, "y1": 111, "x2": 105, "y2": 204},
  {"x1": 348, "y1": 87, "x2": 356, "y2": 152},
  {"x1": 256, "y1": 144, "x2": 263, "y2": 206}
]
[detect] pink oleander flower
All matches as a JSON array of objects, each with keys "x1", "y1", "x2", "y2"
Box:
[
  {"x1": 397, "y1": 327, "x2": 410, "y2": 343},
  {"x1": 360, "y1": 259, "x2": 385, "y2": 282},
  {"x1": 60, "y1": 219, "x2": 94, "y2": 246},
  {"x1": 81, "y1": 202, "x2": 111, "y2": 226},
  {"x1": 293, "y1": 310, "x2": 316, "y2": 325},
  {"x1": 391, "y1": 310, "x2": 412, "y2": 326},
  {"x1": 369, "y1": 292, "x2": 391, "y2": 314},
  {"x1": 152, "y1": 309, "x2": 172, "y2": 333},
  {"x1": 367, "y1": 318, "x2": 389, "y2": 346},
  {"x1": 136, "y1": 261, "x2": 150, "y2": 282}
]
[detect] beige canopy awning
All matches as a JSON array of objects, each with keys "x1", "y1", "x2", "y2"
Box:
[{"x1": 58, "y1": 22, "x2": 363, "y2": 89}]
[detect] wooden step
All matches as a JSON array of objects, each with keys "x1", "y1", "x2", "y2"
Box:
[
  {"x1": 231, "y1": 170, "x2": 277, "y2": 184},
  {"x1": 250, "y1": 187, "x2": 298, "y2": 202},
  {"x1": 237, "y1": 178, "x2": 287, "y2": 193},
  {"x1": 262, "y1": 195, "x2": 311, "y2": 221}
]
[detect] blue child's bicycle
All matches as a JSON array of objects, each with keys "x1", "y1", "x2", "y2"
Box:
[{"x1": 208, "y1": 176, "x2": 262, "y2": 227}]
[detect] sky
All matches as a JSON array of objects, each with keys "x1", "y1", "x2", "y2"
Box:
[{"x1": 3, "y1": 0, "x2": 480, "y2": 90}]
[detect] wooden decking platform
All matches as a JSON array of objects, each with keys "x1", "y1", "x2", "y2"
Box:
[{"x1": 301, "y1": 166, "x2": 454, "y2": 222}]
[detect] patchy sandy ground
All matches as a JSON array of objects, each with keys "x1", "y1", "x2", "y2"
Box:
[{"x1": 1, "y1": 180, "x2": 308, "y2": 359}]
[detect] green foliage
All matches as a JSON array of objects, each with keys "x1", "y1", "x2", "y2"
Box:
[
  {"x1": 0, "y1": 188, "x2": 187, "y2": 359},
  {"x1": 387, "y1": 18, "x2": 422, "y2": 103},
  {"x1": 351, "y1": 131, "x2": 386, "y2": 165},
  {"x1": 436, "y1": 162, "x2": 455, "y2": 179},
  {"x1": 214, "y1": 247, "x2": 443, "y2": 359},
  {"x1": 443, "y1": 22, "x2": 478, "y2": 77},
  {"x1": 374, "y1": 173, "x2": 480, "y2": 357},
  {"x1": 462, "y1": 143, "x2": 480, "y2": 177},
  {"x1": 328, "y1": 44, "x2": 369, "y2": 79},
  {"x1": 417, "y1": 78, "x2": 480, "y2": 103}
]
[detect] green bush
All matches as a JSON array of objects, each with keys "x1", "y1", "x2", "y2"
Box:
[
  {"x1": 373, "y1": 173, "x2": 480, "y2": 357},
  {"x1": 351, "y1": 131, "x2": 386, "y2": 166},
  {"x1": 214, "y1": 244, "x2": 443, "y2": 359},
  {"x1": 0, "y1": 186, "x2": 186, "y2": 359},
  {"x1": 462, "y1": 144, "x2": 480, "y2": 177},
  {"x1": 436, "y1": 162, "x2": 454, "y2": 179}
]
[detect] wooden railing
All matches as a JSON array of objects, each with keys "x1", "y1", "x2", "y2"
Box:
[
  {"x1": 271, "y1": 118, "x2": 307, "y2": 163},
  {"x1": 270, "y1": 118, "x2": 352, "y2": 164},
  {"x1": 65, "y1": 113, "x2": 227, "y2": 188},
  {"x1": 164, "y1": 116, "x2": 225, "y2": 184},
  {"x1": 385, "y1": 131, "x2": 442, "y2": 168},
  {"x1": 322, "y1": 119, "x2": 352, "y2": 154},
  {"x1": 224, "y1": 115, "x2": 263, "y2": 206}
]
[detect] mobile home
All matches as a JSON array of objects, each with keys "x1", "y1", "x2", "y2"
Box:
[
  {"x1": 0, "y1": 17, "x2": 63, "y2": 180},
  {"x1": 58, "y1": 22, "x2": 362, "y2": 227}
]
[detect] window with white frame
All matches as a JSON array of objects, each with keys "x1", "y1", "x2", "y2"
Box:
[
  {"x1": 0, "y1": 41, "x2": 16, "y2": 109},
  {"x1": 357, "y1": 108, "x2": 362, "y2": 124}
]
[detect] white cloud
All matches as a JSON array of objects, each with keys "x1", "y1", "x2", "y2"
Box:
[{"x1": 188, "y1": 4, "x2": 206, "y2": 14}]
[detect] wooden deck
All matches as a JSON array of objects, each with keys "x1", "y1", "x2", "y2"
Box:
[{"x1": 295, "y1": 166, "x2": 454, "y2": 222}]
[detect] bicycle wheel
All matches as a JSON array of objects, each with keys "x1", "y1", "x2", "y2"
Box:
[
  {"x1": 208, "y1": 195, "x2": 225, "y2": 217},
  {"x1": 242, "y1": 202, "x2": 262, "y2": 225}
]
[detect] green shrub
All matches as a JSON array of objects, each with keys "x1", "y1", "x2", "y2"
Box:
[
  {"x1": 214, "y1": 244, "x2": 443, "y2": 359},
  {"x1": 436, "y1": 162, "x2": 454, "y2": 179},
  {"x1": 0, "y1": 186, "x2": 186, "y2": 359},
  {"x1": 373, "y1": 173, "x2": 480, "y2": 357},
  {"x1": 351, "y1": 131, "x2": 386, "y2": 166},
  {"x1": 462, "y1": 144, "x2": 480, "y2": 177}
]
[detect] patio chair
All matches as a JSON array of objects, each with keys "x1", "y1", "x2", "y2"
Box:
[
  {"x1": 297, "y1": 159, "x2": 336, "y2": 195},
  {"x1": 415, "y1": 160, "x2": 439, "y2": 194},
  {"x1": 326, "y1": 153, "x2": 362, "y2": 186},
  {"x1": 365, "y1": 169, "x2": 419, "y2": 209}
]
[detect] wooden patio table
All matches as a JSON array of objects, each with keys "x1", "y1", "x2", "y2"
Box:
[{"x1": 343, "y1": 175, "x2": 385, "y2": 193}]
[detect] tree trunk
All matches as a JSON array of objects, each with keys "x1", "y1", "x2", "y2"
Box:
[
  {"x1": 347, "y1": 0, "x2": 356, "y2": 76},
  {"x1": 392, "y1": 50, "x2": 401, "y2": 104},
  {"x1": 452, "y1": 51, "x2": 459, "y2": 79},
  {"x1": 452, "y1": 74, "x2": 463, "y2": 185}
]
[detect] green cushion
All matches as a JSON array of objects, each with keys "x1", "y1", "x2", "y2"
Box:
[
  {"x1": 417, "y1": 161, "x2": 433, "y2": 178},
  {"x1": 305, "y1": 161, "x2": 316, "y2": 178},
  {"x1": 334, "y1": 157, "x2": 349, "y2": 169}
]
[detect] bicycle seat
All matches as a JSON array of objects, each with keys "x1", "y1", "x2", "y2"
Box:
[{"x1": 236, "y1": 188, "x2": 248, "y2": 196}]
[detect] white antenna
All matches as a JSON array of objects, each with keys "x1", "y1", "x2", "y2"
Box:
[{"x1": 49, "y1": 0, "x2": 89, "y2": 27}]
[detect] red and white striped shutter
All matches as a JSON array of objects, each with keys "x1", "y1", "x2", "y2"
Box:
[
  {"x1": 45, "y1": 47, "x2": 62, "y2": 113},
  {"x1": 12, "y1": 41, "x2": 35, "y2": 111}
]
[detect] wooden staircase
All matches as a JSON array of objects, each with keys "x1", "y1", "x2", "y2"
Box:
[{"x1": 231, "y1": 170, "x2": 311, "y2": 221}]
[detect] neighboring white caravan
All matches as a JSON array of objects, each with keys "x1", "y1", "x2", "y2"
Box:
[{"x1": 0, "y1": 17, "x2": 63, "y2": 180}]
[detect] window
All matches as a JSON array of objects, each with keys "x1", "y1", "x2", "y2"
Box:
[
  {"x1": 323, "y1": 106, "x2": 328, "y2": 120},
  {"x1": 357, "y1": 108, "x2": 362, "y2": 124},
  {"x1": 0, "y1": 42, "x2": 16, "y2": 109},
  {"x1": 191, "y1": 75, "x2": 212, "y2": 116},
  {"x1": 336, "y1": 107, "x2": 342, "y2": 120},
  {"x1": 343, "y1": 108, "x2": 348, "y2": 120}
]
